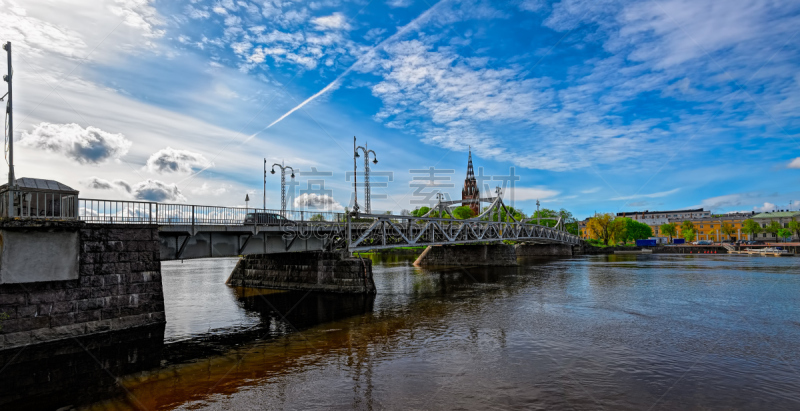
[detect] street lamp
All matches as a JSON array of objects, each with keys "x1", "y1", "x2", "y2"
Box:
[
  {"x1": 245, "y1": 194, "x2": 250, "y2": 210},
  {"x1": 536, "y1": 199, "x2": 540, "y2": 226},
  {"x1": 353, "y1": 136, "x2": 378, "y2": 214},
  {"x1": 269, "y1": 160, "x2": 295, "y2": 216}
]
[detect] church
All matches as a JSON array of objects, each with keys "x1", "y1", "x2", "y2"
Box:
[{"x1": 461, "y1": 148, "x2": 480, "y2": 215}]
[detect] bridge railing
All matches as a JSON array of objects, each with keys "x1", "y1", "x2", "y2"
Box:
[{"x1": 78, "y1": 198, "x2": 346, "y2": 225}]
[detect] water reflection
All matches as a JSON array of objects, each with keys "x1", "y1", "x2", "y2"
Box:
[{"x1": 0, "y1": 323, "x2": 164, "y2": 410}]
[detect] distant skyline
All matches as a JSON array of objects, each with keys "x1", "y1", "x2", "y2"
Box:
[{"x1": 2, "y1": 0, "x2": 799, "y2": 219}]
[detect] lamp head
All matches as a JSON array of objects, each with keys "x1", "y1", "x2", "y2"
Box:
[
  {"x1": 290, "y1": 173, "x2": 295, "y2": 178},
  {"x1": 372, "y1": 158, "x2": 378, "y2": 164},
  {"x1": 355, "y1": 152, "x2": 360, "y2": 158},
  {"x1": 270, "y1": 169, "x2": 276, "y2": 174}
]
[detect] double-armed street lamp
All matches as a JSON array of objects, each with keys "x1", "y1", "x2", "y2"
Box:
[
  {"x1": 353, "y1": 136, "x2": 378, "y2": 214},
  {"x1": 266, "y1": 159, "x2": 295, "y2": 216}
]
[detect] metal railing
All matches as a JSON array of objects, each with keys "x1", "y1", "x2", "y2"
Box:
[
  {"x1": 0, "y1": 189, "x2": 78, "y2": 219},
  {"x1": 78, "y1": 198, "x2": 346, "y2": 225}
]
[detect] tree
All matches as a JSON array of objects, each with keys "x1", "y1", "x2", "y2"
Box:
[
  {"x1": 623, "y1": 218, "x2": 653, "y2": 242},
  {"x1": 721, "y1": 222, "x2": 736, "y2": 241},
  {"x1": 742, "y1": 219, "x2": 761, "y2": 240},
  {"x1": 452, "y1": 206, "x2": 474, "y2": 219},
  {"x1": 587, "y1": 213, "x2": 625, "y2": 245},
  {"x1": 787, "y1": 218, "x2": 800, "y2": 241},
  {"x1": 684, "y1": 229, "x2": 696, "y2": 243},
  {"x1": 660, "y1": 222, "x2": 677, "y2": 242},
  {"x1": 680, "y1": 220, "x2": 695, "y2": 234},
  {"x1": 309, "y1": 213, "x2": 326, "y2": 222},
  {"x1": 764, "y1": 220, "x2": 781, "y2": 240},
  {"x1": 411, "y1": 207, "x2": 431, "y2": 217},
  {"x1": 777, "y1": 228, "x2": 792, "y2": 242}
]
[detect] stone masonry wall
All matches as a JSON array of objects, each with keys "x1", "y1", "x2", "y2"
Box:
[
  {"x1": 0, "y1": 223, "x2": 165, "y2": 350},
  {"x1": 413, "y1": 244, "x2": 518, "y2": 267},
  {"x1": 515, "y1": 243, "x2": 574, "y2": 257},
  {"x1": 226, "y1": 251, "x2": 376, "y2": 294}
]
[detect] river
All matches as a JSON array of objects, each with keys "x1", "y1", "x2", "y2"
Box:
[{"x1": 4, "y1": 254, "x2": 800, "y2": 410}]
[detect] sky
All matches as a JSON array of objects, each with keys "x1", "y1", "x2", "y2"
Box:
[{"x1": 1, "y1": 0, "x2": 799, "y2": 219}]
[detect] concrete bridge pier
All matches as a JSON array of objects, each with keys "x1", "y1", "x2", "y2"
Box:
[{"x1": 413, "y1": 244, "x2": 518, "y2": 267}]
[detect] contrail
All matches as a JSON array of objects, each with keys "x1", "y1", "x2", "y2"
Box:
[{"x1": 248, "y1": 0, "x2": 448, "y2": 137}]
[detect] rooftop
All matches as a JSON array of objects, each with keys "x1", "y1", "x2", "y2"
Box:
[
  {"x1": 752, "y1": 211, "x2": 800, "y2": 219},
  {"x1": 617, "y1": 208, "x2": 706, "y2": 216},
  {"x1": 0, "y1": 177, "x2": 78, "y2": 193}
]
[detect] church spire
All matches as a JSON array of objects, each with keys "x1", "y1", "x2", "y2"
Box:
[{"x1": 466, "y1": 146, "x2": 475, "y2": 180}]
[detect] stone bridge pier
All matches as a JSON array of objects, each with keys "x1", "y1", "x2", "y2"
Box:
[{"x1": 0, "y1": 221, "x2": 165, "y2": 350}]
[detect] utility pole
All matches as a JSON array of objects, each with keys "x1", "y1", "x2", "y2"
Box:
[
  {"x1": 263, "y1": 159, "x2": 267, "y2": 210},
  {"x1": 3, "y1": 42, "x2": 13, "y2": 188}
]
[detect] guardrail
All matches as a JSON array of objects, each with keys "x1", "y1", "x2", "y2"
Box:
[{"x1": 78, "y1": 198, "x2": 346, "y2": 225}]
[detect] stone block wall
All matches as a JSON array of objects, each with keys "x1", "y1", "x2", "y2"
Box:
[
  {"x1": 0, "y1": 223, "x2": 165, "y2": 350},
  {"x1": 515, "y1": 243, "x2": 574, "y2": 257},
  {"x1": 413, "y1": 244, "x2": 518, "y2": 267},
  {"x1": 226, "y1": 251, "x2": 376, "y2": 294}
]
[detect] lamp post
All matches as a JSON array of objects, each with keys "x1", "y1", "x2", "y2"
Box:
[
  {"x1": 245, "y1": 194, "x2": 249, "y2": 210},
  {"x1": 270, "y1": 161, "x2": 295, "y2": 216},
  {"x1": 3, "y1": 42, "x2": 14, "y2": 218},
  {"x1": 354, "y1": 137, "x2": 378, "y2": 214},
  {"x1": 536, "y1": 199, "x2": 540, "y2": 226}
]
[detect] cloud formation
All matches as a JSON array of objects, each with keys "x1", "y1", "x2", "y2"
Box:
[
  {"x1": 130, "y1": 179, "x2": 186, "y2": 202},
  {"x1": 788, "y1": 158, "x2": 800, "y2": 169},
  {"x1": 82, "y1": 177, "x2": 113, "y2": 190},
  {"x1": 21, "y1": 122, "x2": 132, "y2": 164},
  {"x1": 145, "y1": 147, "x2": 213, "y2": 174},
  {"x1": 611, "y1": 188, "x2": 680, "y2": 201},
  {"x1": 293, "y1": 193, "x2": 343, "y2": 210}
]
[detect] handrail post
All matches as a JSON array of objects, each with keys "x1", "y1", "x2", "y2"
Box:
[
  {"x1": 191, "y1": 205, "x2": 195, "y2": 226},
  {"x1": 149, "y1": 203, "x2": 153, "y2": 224}
]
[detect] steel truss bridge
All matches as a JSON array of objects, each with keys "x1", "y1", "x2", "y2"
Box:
[{"x1": 13, "y1": 194, "x2": 579, "y2": 259}]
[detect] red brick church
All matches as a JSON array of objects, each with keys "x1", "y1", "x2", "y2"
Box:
[{"x1": 461, "y1": 148, "x2": 480, "y2": 215}]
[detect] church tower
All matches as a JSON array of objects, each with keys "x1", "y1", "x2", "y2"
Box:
[{"x1": 462, "y1": 148, "x2": 480, "y2": 215}]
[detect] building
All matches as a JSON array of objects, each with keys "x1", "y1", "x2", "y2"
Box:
[
  {"x1": 461, "y1": 149, "x2": 480, "y2": 215},
  {"x1": 751, "y1": 211, "x2": 800, "y2": 241},
  {"x1": 616, "y1": 208, "x2": 711, "y2": 226},
  {"x1": 669, "y1": 214, "x2": 754, "y2": 242}
]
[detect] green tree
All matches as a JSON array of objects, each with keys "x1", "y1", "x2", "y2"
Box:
[
  {"x1": 587, "y1": 213, "x2": 626, "y2": 245},
  {"x1": 721, "y1": 222, "x2": 736, "y2": 241},
  {"x1": 680, "y1": 220, "x2": 695, "y2": 235},
  {"x1": 452, "y1": 206, "x2": 474, "y2": 219},
  {"x1": 660, "y1": 222, "x2": 678, "y2": 242},
  {"x1": 777, "y1": 228, "x2": 792, "y2": 242},
  {"x1": 411, "y1": 207, "x2": 431, "y2": 217},
  {"x1": 742, "y1": 219, "x2": 761, "y2": 240},
  {"x1": 309, "y1": 213, "x2": 326, "y2": 222},
  {"x1": 787, "y1": 218, "x2": 800, "y2": 240},
  {"x1": 623, "y1": 218, "x2": 653, "y2": 242},
  {"x1": 764, "y1": 220, "x2": 781, "y2": 240},
  {"x1": 684, "y1": 229, "x2": 696, "y2": 243}
]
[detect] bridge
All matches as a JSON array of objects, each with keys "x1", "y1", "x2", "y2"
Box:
[{"x1": 73, "y1": 194, "x2": 579, "y2": 260}]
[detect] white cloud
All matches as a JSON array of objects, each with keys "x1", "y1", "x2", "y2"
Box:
[
  {"x1": 754, "y1": 202, "x2": 777, "y2": 213},
  {"x1": 293, "y1": 193, "x2": 343, "y2": 210},
  {"x1": 311, "y1": 12, "x2": 350, "y2": 31},
  {"x1": 82, "y1": 176, "x2": 113, "y2": 190},
  {"x1": 581, "y1": 187, "x2": 601, "y2": 194},
  {"x1": 0, "y1": 2, "x2": 87, "y2": 58},
  {"x1": 386, "y1": 0, "x2": 414, "y2": 8},
  {"x1": 611, "y1": 188, "x2": 680, "y2": 201},
  {"x1": 788, "y1": 158, "x2": 800, "y2": 169},
  {"x1": 518, "y1": 0, "x2": 544, "y2": 12},
  {"x1": 145, "y1": 147, "x2": 213, "y2": 175},
  {"x1": 506, "y1": 186, "x2": 560, "y2": 202},
  {"x1": 131, "y1": 179, "x2": 186, "y2": 202},
  {"x1": 108, "y1": 0, "x2": 165, "y2": 38},
  {"x1": 20, "y1": 122, "x2": 132, "y2": 164}
]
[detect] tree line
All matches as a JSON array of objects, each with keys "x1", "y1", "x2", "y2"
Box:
[{"x1": 585, "y1": 213, "x2": 800, "y2": 245}]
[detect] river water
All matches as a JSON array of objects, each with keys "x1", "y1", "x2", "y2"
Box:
[{"x1": 5, "y1": 254, "x2": 800, "y2": 410}]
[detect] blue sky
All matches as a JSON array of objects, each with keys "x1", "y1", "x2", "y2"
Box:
[{"x1": 2, "y1": 0, "x2": 799, "y2": 218}]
